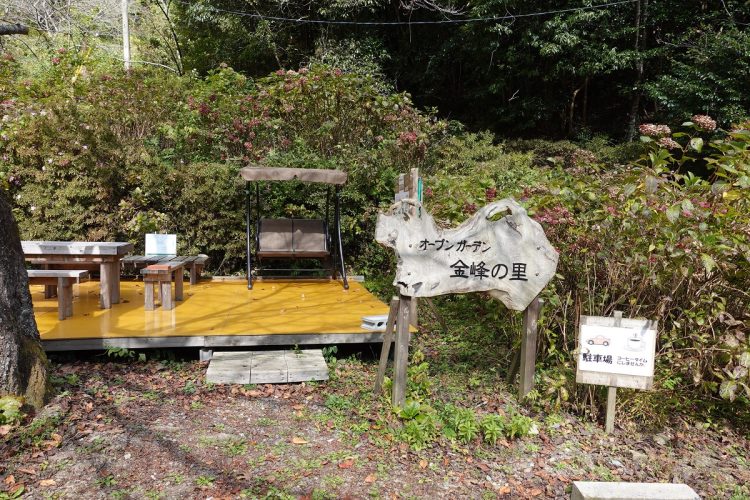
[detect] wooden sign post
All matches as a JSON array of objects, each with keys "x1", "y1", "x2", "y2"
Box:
[
  {"x1": 519, "y1": 295, "x2": 543, "y2": 399},
  {"x1": 576, "y1": 311, "x2": 658, "y2": 433},
  {"x1": 374, "y1": 195, "x2": 559, "y2": 406},
  {"x1": 373, "y1": 294, "x2": 412, "y2": 407},
  {"x1": 394, "y1": 169, "x2": 421, "y2": 328}
]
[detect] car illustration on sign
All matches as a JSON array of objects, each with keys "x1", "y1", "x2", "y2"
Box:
[{"x1": 587, "y1": 335, "x2": 610, "y2": 346}]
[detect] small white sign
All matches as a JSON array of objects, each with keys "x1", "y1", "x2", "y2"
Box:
[
  {"x1": 145, "y1": 233, "x2": 177, "y2": 256},
  {"x1": 578, "y1": 324, "x2": 656, "y2": 377}
]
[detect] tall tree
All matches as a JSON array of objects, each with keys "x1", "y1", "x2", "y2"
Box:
[{"x1": 0, "y1": 190, "x2": 48, "y2": 408}]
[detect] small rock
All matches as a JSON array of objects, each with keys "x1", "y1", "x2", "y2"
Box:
[
  {"x1": 124, "y1": 452, "x2": 131, "y2": 460},
  {"x1": 630, "y1": 450, "x2": 648, "y2": 462},
  {"x1": 610, "y1": 459, "x2": 624, "y2": 468},
  {"x1": 653, "y1": 433, "x2": 670, "y2": 446}
]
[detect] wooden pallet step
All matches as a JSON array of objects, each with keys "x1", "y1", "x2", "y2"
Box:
[{"x1": 205, "y1": 349, "x2": 329, "y2": 385}]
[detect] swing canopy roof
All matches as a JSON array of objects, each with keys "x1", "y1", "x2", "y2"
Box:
[{"x1": 240, "y1": 166, "x2": 347, "y2": 185}]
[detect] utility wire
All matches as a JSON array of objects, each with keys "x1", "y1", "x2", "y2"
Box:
[{"x1": 174, "y1": 0, "x2": 638, "y2": 26}]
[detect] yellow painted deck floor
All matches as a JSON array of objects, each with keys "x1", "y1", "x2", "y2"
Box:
[{"x1": 32, "y1": 279, "x2": 389, "y2": 341}]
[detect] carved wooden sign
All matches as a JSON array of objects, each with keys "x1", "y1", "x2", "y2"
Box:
[{"x1": 375, "y1": 198, "x2": 559, "y2": 311}]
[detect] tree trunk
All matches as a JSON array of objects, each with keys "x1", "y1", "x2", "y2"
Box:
[
  {"x1": 625, "y1": 0, "x2": 648, "y2": 141},
  {"x1": 0, "y1": 191, "x2": 48, "y2": 409}
]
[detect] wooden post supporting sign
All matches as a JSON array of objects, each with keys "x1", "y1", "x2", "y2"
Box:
[
  {"x1": 605, "y1": 310, "x2": 623, "y2": 433},
  {"x1": 374, "y1": 297, "x2": 400, "y2": 394},
  {"x1": 519, "y1": 296, "x2": 543, "y2": 399},
  {"x1": 373, "y1": 294, "x2": 412, "y2": 408},
  {"x1": 392, "y1": 294, "x2": 412, "y2": 407}
]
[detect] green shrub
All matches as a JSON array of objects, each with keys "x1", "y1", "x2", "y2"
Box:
[
  {"x1": 480, "y1": 414, "x2": 506, "y2": 445},
  {"x1": 440, "y1": 404, "x2": 479, "y2": 444},
  {"x1": 397, "y1": 400, "x2": 440, "y2": 450},
  {"x1": 423, "y1": 118, "x2": 750, "y2": 424},
  {"x1": 0, "y1": 396, "x2": 24, "y2": 425},
  {"x1": 1, "y1": 52, "x2": 444, "y2": 276}
]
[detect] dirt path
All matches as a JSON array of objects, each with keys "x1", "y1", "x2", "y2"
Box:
[{"x1": 1, "y1": 358, "x2": 748, "y2": 499}]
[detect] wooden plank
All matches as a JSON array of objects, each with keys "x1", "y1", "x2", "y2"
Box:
[
  {"x1": 519, "y1": 296, "x2": 542, "y2": 399},
  {"x1": 111, "y1": 261, "x2": 121, "y2": 304},
  {"x1": 142, "y1": 262, "x2": 184, "y2": 273},
  {"x1": 604, "y1": 311, "x2": 622, "y2": 433},
  {"x1": 239, "y1": 166, "x2": 347, "y2": 185},
  {"x1": 22, "y1": 241, "x2": 133, "y2": 256},
  {"x1": 392, "y1": 294, "x2": 411, "y2": 407},
  {"x1": 60, "y1": 280, "x2": 73, "y2": 319},
  {"x1": 121, "y1": 255, "x2": 149, "y2": 264},
  {"x1": 203, "y1": 333, "x2": 386, "y2": 347},
  {"x1": 605, "y1": 386, "x2": 617, "y2": 433},
  {"x1": 57, "y1": 278, "x2": 66, "y2": 321},
  {"x1": 374, "y1": 297, "x2": 400, "y2": 394},
  {"x1": 250, "y1": 351, "x2": 288, "y2": 384},
  {"x1": 189, "y1": 264, "x2": 199, "y2": 285},
  {"x1": 41, "y1": 332, "x2": 387, "y2": 352},
  {"x1": 27, "y1": 270, "x2": 88, "y2": 278},
  {"x1": 206, "y1": 352, "x2": 251, "y2": 384},
  {"x1": 285, "y1": 350, "x2": 329, "y2": 382}
]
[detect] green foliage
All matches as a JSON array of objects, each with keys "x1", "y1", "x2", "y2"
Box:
[
  {"x1": 405, "y1": 350, "x2": 431, "y2": 401},
  {"x1": 0, "y1": 485, "x2": 25, "y2": 500},
  {"x1": 506, "y1": 412, "x2": 535, "y2": 439},
  {"x1": 479, "y1": 414, "x2": 506, "y2": 445},
  {"x1": 322, "y1": 346, "x2": 338, "y2": 364},
  {"x1": 393, "y1": 355, "x2": 538, "y2": 449},
  {"x1": 397, "y1": 400, "x2": 440, "y2": 450},
  {"x1": 421, "y1": 118, "x2": 750, "y2": 423},
  {"x1": 105, "y1": 347, "x2": 146, "y2": 363},
  {"x1": 0, "y1": 55, "x2": 443, "y2": 275},
  {"x1": 645, "y1": 27, "x2": 750, "y2": 126},
  {"x1": 0, "y1": 396, "x2": 24, "y2": 425},
  {"x1": 325, "y1": 394, "x2": 353, "y2": 412},
  {"x1": 441, "y1": 405, "x2": 480, "y2": 444}
]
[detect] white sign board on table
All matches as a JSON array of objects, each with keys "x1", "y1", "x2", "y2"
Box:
[{"x1": 576, "y1": 315, "x2": 658, "y2": 390}]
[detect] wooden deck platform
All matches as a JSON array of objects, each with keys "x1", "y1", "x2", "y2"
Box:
[{"x1": 32, "y1": 279, "x2": 390, "y2": 351}]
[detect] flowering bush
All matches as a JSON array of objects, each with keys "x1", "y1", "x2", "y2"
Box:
[
  {"x1": 0, "y1": 51, "x2": 444, "y2": 273},
  {"x1": 424, "y1": 119, "x2": 750, "y2": 422}
]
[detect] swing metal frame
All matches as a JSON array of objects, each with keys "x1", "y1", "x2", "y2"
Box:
[{"x1": 240, "y1": 166, "x2": 349, "y2": 290}]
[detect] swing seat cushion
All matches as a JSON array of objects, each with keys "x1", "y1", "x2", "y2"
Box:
[{"x1": 258, "y1": 219, "x2": 329, "y2": 258}]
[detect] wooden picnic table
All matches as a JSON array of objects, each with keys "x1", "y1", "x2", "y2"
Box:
[{"x1": 22, "y1": 241, "x2": 134, "y2": 309}]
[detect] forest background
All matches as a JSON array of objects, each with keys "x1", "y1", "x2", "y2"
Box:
[{"x1": 0, "y1": 0, "x2": 749, "y2": 428}]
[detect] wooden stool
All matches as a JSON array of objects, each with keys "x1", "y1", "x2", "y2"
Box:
[
  {"x1": 141, "y1": 262, "x2": 185, "y2": 310},
  {"x1": 27, "y1": 269, "x2": 89, "y2": 320}
]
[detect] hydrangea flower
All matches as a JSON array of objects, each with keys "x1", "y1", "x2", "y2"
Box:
[
  {"x1": 691, "y1": 115, "x2": 717, "y2": 132},
  {"x1": 658, "y1": 137, "x2": 681, "y2": 150}
]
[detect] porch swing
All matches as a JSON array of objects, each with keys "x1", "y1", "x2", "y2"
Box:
[{"x1": 240, "y1": 166, "x2": 349, "y2": 290}]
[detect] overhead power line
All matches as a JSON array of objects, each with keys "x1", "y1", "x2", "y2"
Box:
[{"x1": 174, "y1": 0, "x2": 638, "y2": 26}]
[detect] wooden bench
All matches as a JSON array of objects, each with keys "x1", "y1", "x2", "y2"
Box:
[
  {"x1": 27, "y1": 269, "x2": 89, "y2": 320},
  {"x1": 123, "y1": 254, "x2": 208, "y2": 285},
  {"x1": 141, "y1": 262, "x2": 185, "y2": 310}
]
